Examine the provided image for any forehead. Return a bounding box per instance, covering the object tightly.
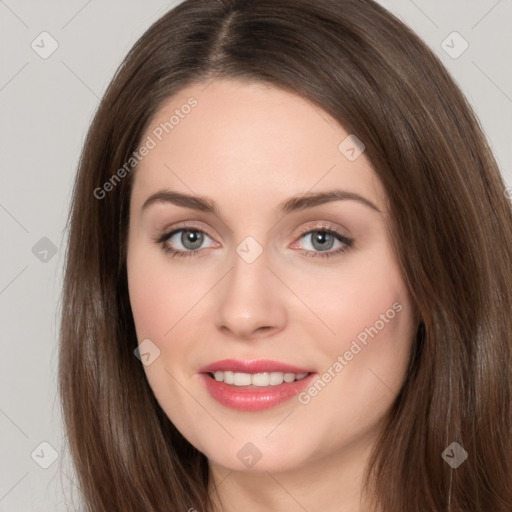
[130,79,385,213]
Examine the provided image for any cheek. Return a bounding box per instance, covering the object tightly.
[127,244,206,437]
[292,244,416,399]
[127,262,170,340]
[127,243,206,340]
[289,243,410,347]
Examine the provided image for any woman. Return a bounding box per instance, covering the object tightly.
[59,0,512,510]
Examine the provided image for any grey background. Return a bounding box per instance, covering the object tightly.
[0,1,511,510]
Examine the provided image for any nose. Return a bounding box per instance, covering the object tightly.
[214,248,287,340]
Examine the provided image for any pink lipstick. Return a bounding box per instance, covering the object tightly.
[199,359,316,412]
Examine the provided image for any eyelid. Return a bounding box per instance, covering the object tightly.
[155,220,353,258]
[155,221,348,242]
[291,222,351,243]
[155,221,217,243]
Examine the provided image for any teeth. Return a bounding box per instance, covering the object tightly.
[212,371,309,386]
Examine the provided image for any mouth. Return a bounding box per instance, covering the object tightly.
[205,370,310,387]
[198,359,316,411]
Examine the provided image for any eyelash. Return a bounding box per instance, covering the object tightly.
[155,224,353,260]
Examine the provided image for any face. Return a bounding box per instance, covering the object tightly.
[126,79,417,476]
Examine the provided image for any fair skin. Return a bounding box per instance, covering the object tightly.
[127,79,418,512]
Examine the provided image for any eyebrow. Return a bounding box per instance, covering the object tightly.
[141,189,382,215]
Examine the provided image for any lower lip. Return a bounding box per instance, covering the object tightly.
[200,373,316,412]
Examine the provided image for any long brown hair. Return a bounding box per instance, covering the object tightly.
[59,0,512,510]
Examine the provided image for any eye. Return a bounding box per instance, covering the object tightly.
[156,226,217,258]
[155,223,353,260]
[292,225,353,259]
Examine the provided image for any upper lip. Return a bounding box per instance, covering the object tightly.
[199,359,313,374]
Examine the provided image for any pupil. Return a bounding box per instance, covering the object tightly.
[312,231,334,251]
[182,230,203,250]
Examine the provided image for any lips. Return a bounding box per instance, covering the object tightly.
[198,359,313,374]
[198,359,317,412]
